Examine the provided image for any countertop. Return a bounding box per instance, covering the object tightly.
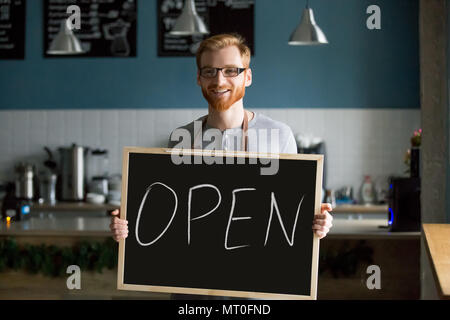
[331,204,387,213]
[30,201,120,211]
[0,217,111,237]
[326,218,419,239]
[423,224,450,299]
[3,201,386,213]
[0,216,420,239]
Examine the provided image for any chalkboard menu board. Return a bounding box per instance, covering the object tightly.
[0,0,26,60]
[118,148,322,299]
[44,0,137,57]
[158,0,254,57]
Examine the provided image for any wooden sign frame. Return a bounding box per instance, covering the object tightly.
[117,147,323,300]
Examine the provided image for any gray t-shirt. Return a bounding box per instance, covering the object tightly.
[168,112,298,154]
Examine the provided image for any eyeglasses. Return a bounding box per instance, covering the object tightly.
[199,67,247,78]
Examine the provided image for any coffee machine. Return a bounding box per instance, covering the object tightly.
[2,162,38,221]
[387,177,421,231]
[1,182,31,221]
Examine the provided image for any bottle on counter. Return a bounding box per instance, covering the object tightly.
[360,175,376,205]
[324,189,336,208]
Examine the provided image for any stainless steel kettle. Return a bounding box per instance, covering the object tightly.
[58,144,89,201]
[14,163,36,200]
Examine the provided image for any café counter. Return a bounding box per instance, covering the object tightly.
[0,203,421,300]
[0,215,420,239]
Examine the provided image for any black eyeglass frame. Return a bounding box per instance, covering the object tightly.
[199,67,247,78]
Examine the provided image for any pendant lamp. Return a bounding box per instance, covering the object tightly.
[47,19,85,55]
[169,0,209,36]
[289,1,328,46]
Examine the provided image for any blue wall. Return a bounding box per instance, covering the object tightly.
[0,0,419,109]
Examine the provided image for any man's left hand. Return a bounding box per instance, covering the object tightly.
[312,203,334,239]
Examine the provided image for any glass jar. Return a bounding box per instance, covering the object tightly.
[88,149,109,196]
[89,149,109,179]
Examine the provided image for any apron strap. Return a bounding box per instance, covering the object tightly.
[193,110,249,152]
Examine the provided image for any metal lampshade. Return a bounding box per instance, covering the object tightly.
[47,19,85,55]
[289,7,328,46]
[169,0,209,36]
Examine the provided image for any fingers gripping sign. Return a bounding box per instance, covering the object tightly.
[110,209,129,242]
[312,203,333,239]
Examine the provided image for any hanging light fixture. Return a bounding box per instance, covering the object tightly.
[169,0,209,36]
[288,0,328,46]
[47,19,85,55]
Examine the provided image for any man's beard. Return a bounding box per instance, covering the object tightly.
[202,82,246,112]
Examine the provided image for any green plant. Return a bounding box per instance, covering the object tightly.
[404,129,422,174]
[411,128,422,147]
[0,237,118,277]
[319,240,374,278]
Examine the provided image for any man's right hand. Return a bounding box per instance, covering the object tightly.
[110,209,129,242]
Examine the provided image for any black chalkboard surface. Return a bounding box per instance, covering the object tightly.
[0,0,26,60]
[158,0,254,57]
[44,0,137,57]
[118,148,323,299]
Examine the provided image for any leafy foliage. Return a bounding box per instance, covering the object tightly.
[0,237,117,277]
[319,240,374,278]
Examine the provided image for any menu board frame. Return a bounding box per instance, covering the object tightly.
[0,0,26,60]
[43,0,138,58]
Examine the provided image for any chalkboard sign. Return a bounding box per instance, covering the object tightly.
[158,0,254,57]
[0,0,26,60]
[44,0,137,57]
[118,148,323,299]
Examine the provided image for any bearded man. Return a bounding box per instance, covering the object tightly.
[166,33,332,240]
[110,33,333,300]
[167,33,298,154]
[111,33,332,243]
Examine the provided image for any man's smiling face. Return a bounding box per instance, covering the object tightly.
[197,46,252,111]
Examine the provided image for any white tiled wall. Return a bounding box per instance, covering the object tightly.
[0,108,420,200]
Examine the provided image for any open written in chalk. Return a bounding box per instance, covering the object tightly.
[117,148,323,299]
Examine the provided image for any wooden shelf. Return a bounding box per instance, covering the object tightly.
[2,202,387,213]
[0,216,420,239]
[31,202,120,212]
[332,204,388,214]
[326,218,420,239]
[0,217,112,237]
